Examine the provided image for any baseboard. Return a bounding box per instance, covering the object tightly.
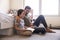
[49,26,60,29]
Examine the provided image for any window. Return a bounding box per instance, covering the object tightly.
[25,0,59,17]
[25,0,39,19]
[41,0,59,15]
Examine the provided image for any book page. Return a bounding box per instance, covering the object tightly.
[26,27,35,32]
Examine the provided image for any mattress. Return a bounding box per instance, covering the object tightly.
[0,13,14,29]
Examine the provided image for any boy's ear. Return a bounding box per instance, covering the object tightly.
[16,16,19,19]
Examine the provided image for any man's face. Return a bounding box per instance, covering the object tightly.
[26,9,31,13]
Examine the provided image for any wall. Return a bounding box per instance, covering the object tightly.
[10,0,24,10]
[45,16,60,27]
[0,0,10,13]
[0,0,24,13]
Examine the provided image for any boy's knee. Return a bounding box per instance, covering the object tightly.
[23,31,32,36]
[20,30,32,36]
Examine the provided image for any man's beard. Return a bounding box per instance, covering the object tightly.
[25,13,28,16]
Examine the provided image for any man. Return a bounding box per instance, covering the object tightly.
[23,6,55,33]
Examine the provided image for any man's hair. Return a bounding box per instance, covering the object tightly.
[25,6,31,10]
[17,9,24,16]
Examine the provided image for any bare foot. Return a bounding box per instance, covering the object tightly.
[46,28,56,33]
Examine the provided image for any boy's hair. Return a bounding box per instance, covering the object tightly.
[25,6,31,10]
[17,9,24,16]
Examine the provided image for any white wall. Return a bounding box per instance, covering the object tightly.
[10,0,24,10]
[0,0,10,13]
[0,0,24,12]
[45,16,60,27]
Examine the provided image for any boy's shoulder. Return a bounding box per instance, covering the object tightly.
[15,16,20,20]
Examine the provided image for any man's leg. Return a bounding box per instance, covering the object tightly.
[33,15,46,34]
[33,15,55,33]
[33,15,48,29]
[33,27,46,34]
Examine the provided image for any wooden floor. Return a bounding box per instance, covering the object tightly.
[0,29,60,40]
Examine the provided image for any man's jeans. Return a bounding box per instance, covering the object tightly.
[33,15,48,29]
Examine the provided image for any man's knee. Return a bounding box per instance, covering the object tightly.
[39,15,44,18]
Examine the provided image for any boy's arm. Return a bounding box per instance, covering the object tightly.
[14,16,26,31]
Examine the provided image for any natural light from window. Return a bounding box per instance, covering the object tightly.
[41,0,59,15]
[25,0,39,19]
[25,0,59,16]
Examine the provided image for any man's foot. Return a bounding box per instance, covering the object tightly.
[46,28,56,33]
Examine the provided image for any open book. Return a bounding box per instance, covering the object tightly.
[26,27,35,32]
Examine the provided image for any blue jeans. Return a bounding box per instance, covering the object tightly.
[33,15,48,29]
[33,15,47,34]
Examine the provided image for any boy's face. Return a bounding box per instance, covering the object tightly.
[19,10,26,18]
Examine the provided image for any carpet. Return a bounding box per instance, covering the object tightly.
[0,29,60,40]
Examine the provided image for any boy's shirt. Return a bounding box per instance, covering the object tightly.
[15,17,25,29]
